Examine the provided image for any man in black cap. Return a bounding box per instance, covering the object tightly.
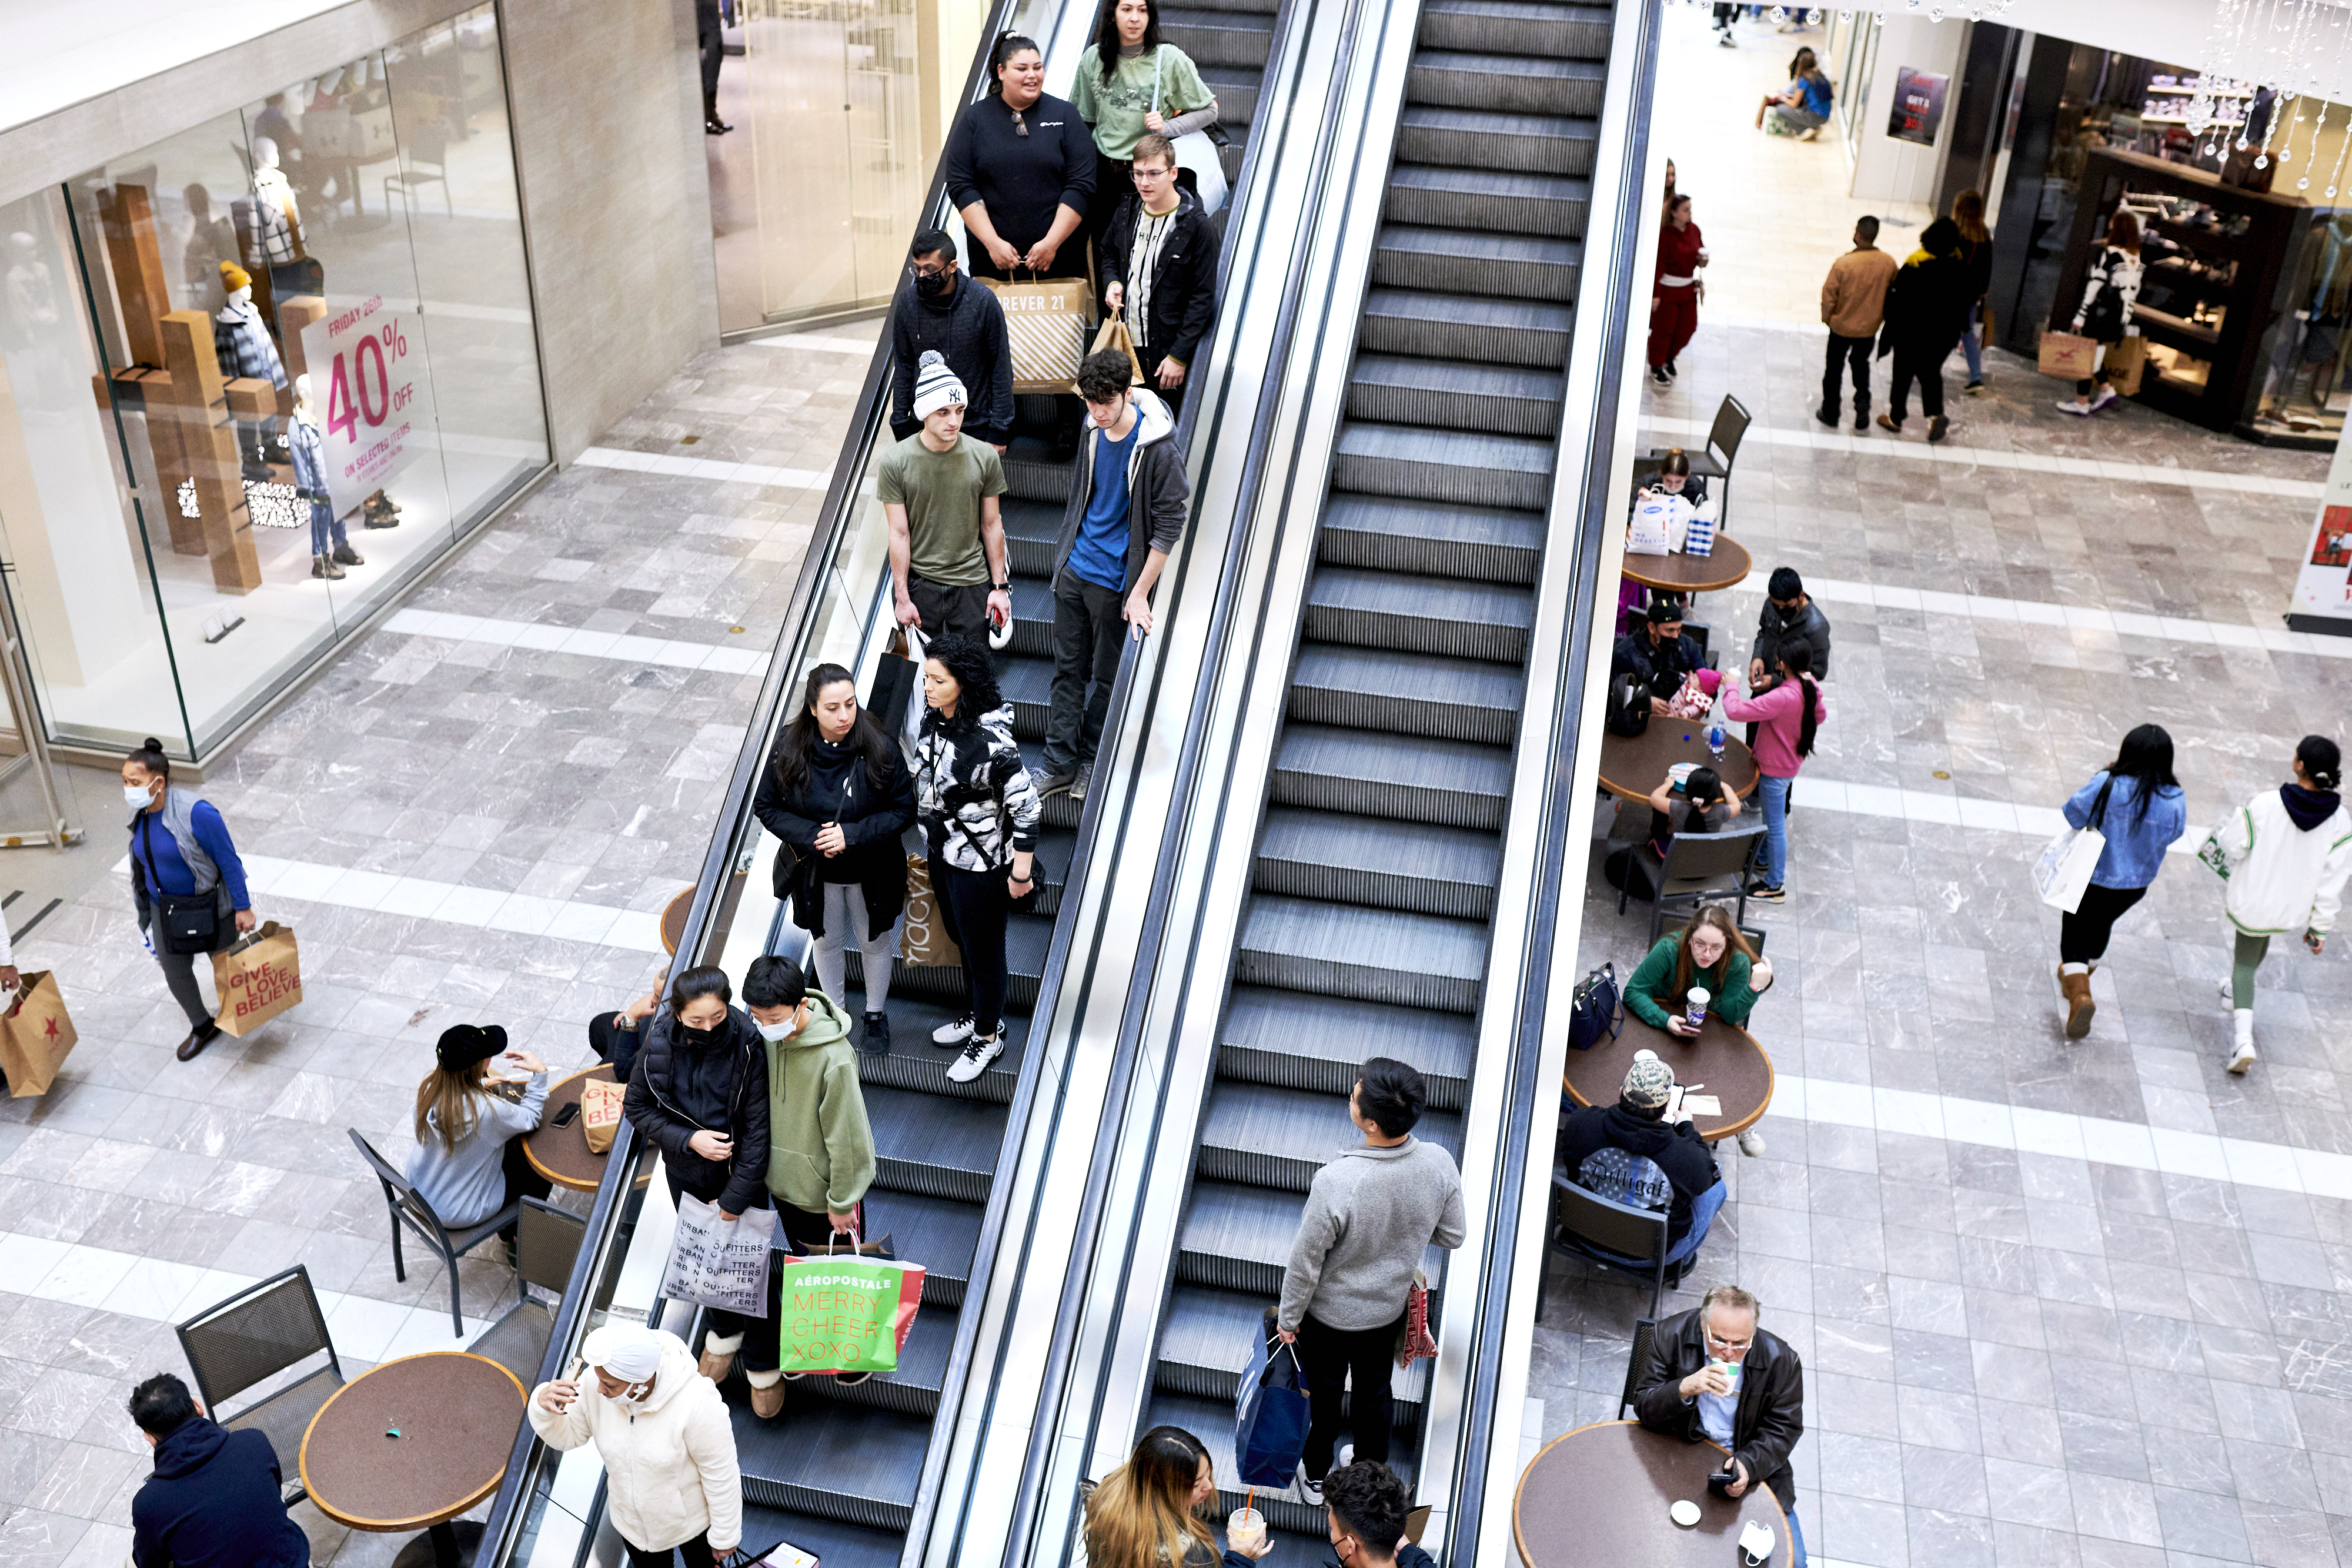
[403,1022,550,1236]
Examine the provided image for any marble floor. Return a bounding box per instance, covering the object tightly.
[1529,10,2352,1568]
[0,324,877,1568]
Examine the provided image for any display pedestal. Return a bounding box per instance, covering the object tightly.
[158,311,262,594]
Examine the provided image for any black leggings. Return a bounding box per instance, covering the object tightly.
[936,861,1013,1037]
[626,1531,710,1568]
[1295,1311,1405,1477]
[2060,882,2147,964]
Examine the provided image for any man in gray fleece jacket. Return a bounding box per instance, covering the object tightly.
[1277,1057,1466,1501]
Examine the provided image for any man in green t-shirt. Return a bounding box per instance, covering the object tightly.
[878,350,1011,638]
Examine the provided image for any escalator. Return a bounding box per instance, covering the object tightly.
[1131,0,1615,1556]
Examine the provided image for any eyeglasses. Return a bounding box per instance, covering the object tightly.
[1703,1329,1753,1357]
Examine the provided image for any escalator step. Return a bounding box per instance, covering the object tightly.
[1360,288,1573,368]
[1332,420,1553,511]
[1319,492,1544,584]
[1418,0,1615,58]
[843,988,1028,1105]
[1198,1080,1465,1191]
[1158,1283,1432,1417]
[855,1187,983,1307]
[728,1388,929,1530]
[1001,496,1065,578]
[1385,164,1590,239]
[1162,7,1277,67]
[1220,984,1476,1108]
[1304,564,1534,662]
[1236,894,1488,1013]
[1180,1179,1305,1294]
[1289,644,1523,746]
[1255,807,1501,922]
[1408,50,1608,117]
[1398,105,1599,177]
[863,1083,1005,1204]
[999,650,1055,743]
[1003,436,1074,504]
[1202,66,1264,127]
[1374,225,1582,304]
[1347,353,1563,437]
[1272,723,1513,832]
[737,1503,904,1568]
[870,907,1054,1013]
[1007,576,1056,658]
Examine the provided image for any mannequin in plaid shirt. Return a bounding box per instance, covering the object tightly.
[212,262,285,479]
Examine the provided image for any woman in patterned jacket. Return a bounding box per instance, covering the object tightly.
[914,633,1042,1081]
[2057,208,2146,417]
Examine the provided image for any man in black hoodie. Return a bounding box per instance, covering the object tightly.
[129,1373,309,1568]
[1556,1052,1722,1254]
[1873,215,1972,444]
[889,230,1015,450]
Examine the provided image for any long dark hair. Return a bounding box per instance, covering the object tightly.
[987,31,1040,95]
[1679,765,1725,834]
[1789,46,1819,81]
[772,662,898,800]
[923,633,1004,735]
[2103,723,2179,827]
[1094,0,1160,82]
[1779,643,1818,759]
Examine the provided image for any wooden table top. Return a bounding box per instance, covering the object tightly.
[1622,535,1751,594]
[660,887,693,955]
[1596,724,1759,803]
[524,1064,619,1193]
[1563,1009,1773,1142]
[1515,1420,1792,1568]
[300,1352,525,1532]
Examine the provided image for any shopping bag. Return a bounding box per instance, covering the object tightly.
[901,855,963,967]
[660,1195,777,1317]
[977,273,1093,393]
[2037,330,2098,379]
[210,922,302,1038]
[1234,1312,1312,1487]
[727,1540,818,1568]
[580,1076,625,1155]
[1626,493,1676,555]
[1682,507,1717,557]
[2103,335,2148,396]
[868,628,922,750]
[1395,1271,1437,1369]
[772,1247,926,1374]
[2034,775,2116,914]
[0,972,76,1098]
[1091,314,1146,385]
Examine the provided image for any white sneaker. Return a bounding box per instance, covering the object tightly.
[2056,398,2093,416]
[1737,1128,1767,1158]
[947,1031,1005,1083]
[1297,1460,1324,1505]
[931,1014,975,1047]
[2089,385,2120,412]
[2229,1038,2258,1074]
[1337,1443,1355,1472]
[2219,975,2235,1003]
[2230,1009,2256,1074]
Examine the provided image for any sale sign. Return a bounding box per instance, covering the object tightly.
[299,295,429,519]
[2287,419,2352,634]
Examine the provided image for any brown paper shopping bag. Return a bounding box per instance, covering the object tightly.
[0,972,76,1097]
[978,273,1094,393]
[900,855,963,968]
[210,922,303,1037]
[2102,335,2148,396]
[581,1076,626,1155]
[1091,314,1146,385]
[2037,330,2099,379]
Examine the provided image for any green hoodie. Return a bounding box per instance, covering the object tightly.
[763,992,877,1213]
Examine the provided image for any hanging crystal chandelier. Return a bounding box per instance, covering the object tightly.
[2186,0,2352,170]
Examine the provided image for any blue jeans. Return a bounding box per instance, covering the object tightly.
[1960,319,1983,382]
[308,498,347,556]
[1785,1503,1808,1568]
[1759,774,1792,886]
[1665,1179,1728,1265]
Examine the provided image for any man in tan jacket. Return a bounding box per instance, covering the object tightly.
[1817,216,1899,432]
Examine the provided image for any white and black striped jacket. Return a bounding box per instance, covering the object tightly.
[915,704,1042,873]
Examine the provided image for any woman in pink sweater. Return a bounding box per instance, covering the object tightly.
[1722,643,1825,901]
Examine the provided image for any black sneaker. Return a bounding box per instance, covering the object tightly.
[1035,769,1077,799]
[1068,766,1092,803]
[1665,359,1679,380]
[1747,882,1787,903]
[330,541,365,566]
[860,1011,891,1056]
[1852,409,1869,432]
[1815,406,1838,429]
[1928,414,1950,444]
[1650,366,1671,387]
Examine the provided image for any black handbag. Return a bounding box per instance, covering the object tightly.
[155,888,224,956]
[1605,671,1651,738]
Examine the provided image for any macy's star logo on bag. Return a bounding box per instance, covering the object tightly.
[42,1017,57,1038]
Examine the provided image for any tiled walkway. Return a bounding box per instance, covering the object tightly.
[1535,10,2352,1568]
[0,325,874,1568]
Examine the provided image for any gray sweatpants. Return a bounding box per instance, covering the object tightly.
[157,933,232,1028]
[806,883,901,1011]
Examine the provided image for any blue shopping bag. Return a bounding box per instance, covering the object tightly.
[1234,1315,1312,1487]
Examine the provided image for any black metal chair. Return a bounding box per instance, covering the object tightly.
[1645,394,1752,529]
[348,1128,520,1338]
[1646,823,1768,947]
[469,1198,592,1382]
[384,122,452,217]
[1618,1318,1658,1419]
[1540,1169,1681,1322]
[176,1265,343,1502]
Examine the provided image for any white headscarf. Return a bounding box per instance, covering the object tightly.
[581,1322,663,1383]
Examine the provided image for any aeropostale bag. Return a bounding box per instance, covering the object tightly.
[773,1249,925,1375]
[0,972,76,1098]
[209,922,302,1037]
[979,272,1093,393]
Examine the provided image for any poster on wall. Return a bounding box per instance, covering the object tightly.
[1886,66,1949,146]
[298,296,427,519]
[2288,423,2352,634]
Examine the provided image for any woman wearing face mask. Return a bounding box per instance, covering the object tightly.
[123,737,256,1062]
[621,967,773,1396]
[943,32,1097,280]
[754,664,916,1055]
[530,1322,741,1567]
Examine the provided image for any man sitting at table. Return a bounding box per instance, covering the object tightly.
[1611,599,1705,716]
[1558,1054,1723,1261]
[1633,1284,1809,1568]
[128,1373,310,1568]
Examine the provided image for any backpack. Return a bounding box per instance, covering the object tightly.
[1568,962,1620,1052]
[1605,671,1651,738]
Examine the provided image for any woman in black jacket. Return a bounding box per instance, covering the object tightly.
[943,32,1096,280]
[1874,216,1972,444]
[621,965,773,1386]
[754,663,916,1054]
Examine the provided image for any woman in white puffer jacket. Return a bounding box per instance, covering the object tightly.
[2201,735,2352,1076]
[530,1322,741,1566]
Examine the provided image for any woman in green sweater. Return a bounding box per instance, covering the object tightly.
[1624,907,1776,1155]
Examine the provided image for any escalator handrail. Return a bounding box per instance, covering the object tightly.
[1436,0,1666,1559]
[992,0,1384,1553]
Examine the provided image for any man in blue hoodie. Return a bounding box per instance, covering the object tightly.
[129,1373,309,1568]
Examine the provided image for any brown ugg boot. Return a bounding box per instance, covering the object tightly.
[2059,966,2094,1039]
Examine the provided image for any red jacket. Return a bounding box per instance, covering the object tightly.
[1655,222,1706,288]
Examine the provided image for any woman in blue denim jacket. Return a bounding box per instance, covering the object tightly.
[2057,724,2187,1037]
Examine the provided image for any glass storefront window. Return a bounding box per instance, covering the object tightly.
[0,3,547,760]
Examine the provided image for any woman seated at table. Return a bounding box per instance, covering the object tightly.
[1605,764,1743,901]
[1626,905,1774,1037]
[404,1024,552,1236]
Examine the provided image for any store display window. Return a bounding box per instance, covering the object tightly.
[2254,208,2352,438]
[0,3,547,760]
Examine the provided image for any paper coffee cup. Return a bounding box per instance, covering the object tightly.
[1686,987,1710,1027]
[1229,1509,1266,1550]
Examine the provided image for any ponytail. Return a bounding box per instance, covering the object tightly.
[1780,645,1819,760]
[2298,734,2343,793]
[1681,765,1723,834]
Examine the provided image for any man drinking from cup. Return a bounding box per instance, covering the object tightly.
[1632,1284,1809,1568]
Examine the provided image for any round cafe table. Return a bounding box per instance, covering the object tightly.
[300,1351,526,1568]
[1621,534,1751,595]
[1515,1420,1792,1568]
[1562,1009,1773,1143]
[1596,723,1758,803]
[524,1063,632,1193]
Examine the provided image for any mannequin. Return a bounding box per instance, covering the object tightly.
[212,262,286,480]
[288,373,363,580]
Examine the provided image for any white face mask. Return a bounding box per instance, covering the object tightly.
[124,782,154,809]
[754,1012,800,1042]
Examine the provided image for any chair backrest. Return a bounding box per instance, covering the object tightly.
[1553,1171,1668,1263]
[517,1197,587,1295]
[177,1265,338,1413]
[1657,823,1766,883]
[1707,396,1752,470]
[347,1126,452,1238]
[1618,1318,1658,1418]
